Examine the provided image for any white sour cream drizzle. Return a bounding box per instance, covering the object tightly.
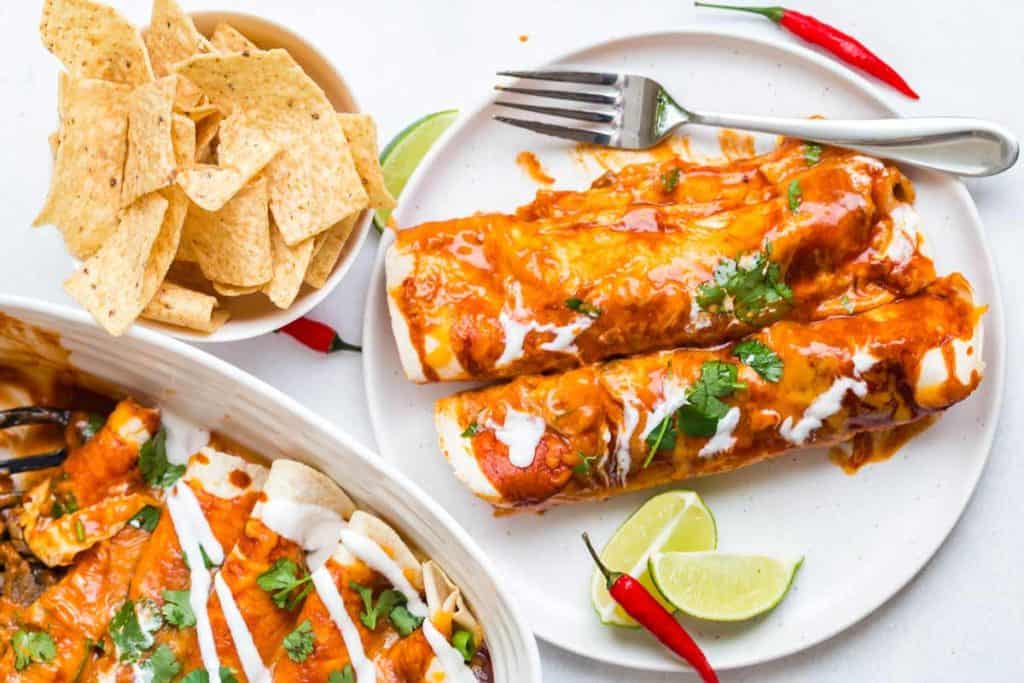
[851,349,879,377]
[496,284,594,367]
[491,408,547,468]
[213,573,270,683]
[699,406,741,458]
[639,379,690,441]
[422,621,479,683]
[160,411,211,465]
[779,377,867,445]
[311,565,376,683]
[613,395,641,486]
[257,498,345,571]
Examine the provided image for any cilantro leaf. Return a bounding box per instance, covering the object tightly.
[696,249,793,325]
[787,179,802,212]
[660,167,681,193]
[220,667,240,683]
[129,505,161,532]
[199,545,217,570]
[180,671,209,683]
[642,413,678,468]
[50,491,79,518]
[350,582,406,630]
[161,589,196,628]
[733,340,783,382]
[460,421,481,438]
[803,142,822,166]
[109,600,159,663]
[571,452,595,477]
[565,297,602,319]
[138,645,180,683]
[11,629,56,671]
[139,429,185,488]
[283,619,315,663]
[677,405,719,437]
[389,604,425,637]
[452,628,477,663]
[257,558,313,610]
[329,665,355,683]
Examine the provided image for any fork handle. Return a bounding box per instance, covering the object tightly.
[687,111,1019,177]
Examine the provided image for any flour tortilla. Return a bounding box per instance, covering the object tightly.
[423,560,483,641]
[64,193,169,335]
[40,0,153,86]
[122,76,178,207]
[34,73,131,259]
[348,510,423,591]
[259,459,355,521]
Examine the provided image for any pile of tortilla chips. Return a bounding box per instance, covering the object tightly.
[35,0,394,335]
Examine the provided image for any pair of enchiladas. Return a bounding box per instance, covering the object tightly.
[385,140,985,511]
[0,397,490,681]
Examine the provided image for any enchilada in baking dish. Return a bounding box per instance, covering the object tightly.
[435,275,984,511]
[386,142,935,383]
[0,397,490,681]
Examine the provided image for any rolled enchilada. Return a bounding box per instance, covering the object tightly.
[387,144,936,382]
[435,275,984,511]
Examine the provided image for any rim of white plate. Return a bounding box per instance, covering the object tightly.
[362,25,1007,672]
[0,293,542,682]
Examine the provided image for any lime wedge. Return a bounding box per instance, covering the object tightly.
[374,109,459,232]
[649,551,803,622]
[590,491,716,627]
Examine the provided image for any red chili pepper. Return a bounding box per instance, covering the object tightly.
[695,3,919,99]
[278,317,361,354]
[582,533,719,682]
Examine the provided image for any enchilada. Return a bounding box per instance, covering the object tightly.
[387,143,935,382]
[435,275,984,511]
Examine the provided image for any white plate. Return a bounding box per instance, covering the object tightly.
[0,295,542,683]
[362,29,1005,672]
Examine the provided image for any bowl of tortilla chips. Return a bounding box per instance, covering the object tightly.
[35,0,395,341]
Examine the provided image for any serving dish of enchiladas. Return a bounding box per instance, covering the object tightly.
[0,299,541,682]
[363,30,1004,671]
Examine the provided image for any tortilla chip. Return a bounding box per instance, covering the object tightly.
[141,186,188,306]
[213,281,259,297]
[194,111,221,162]
[122,76,178,207]
[209,22,259,53]
[176,233,197,262]
[39,0,153,86]
[171,113,196,168]
[181,102,220,122]
[184,174,272,286]
[48,131,60,160]
[142,281,228,333]
[175,49,368,241]
[143,0,213,76]
[337,113,395,210]
[35,74,131,259]
[64,193,169,335]
[304,213,358,288]
[263,222,314,309]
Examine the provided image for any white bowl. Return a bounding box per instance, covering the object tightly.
[0,294,542,683]
[140,12,374,343]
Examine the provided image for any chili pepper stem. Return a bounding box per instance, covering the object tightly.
[582,533,622,588]
[694,2,784,22]
[329,336,362,353]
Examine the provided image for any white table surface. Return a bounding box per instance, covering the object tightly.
[2,1,1021,680]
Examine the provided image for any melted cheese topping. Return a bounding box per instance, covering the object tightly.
[779,378,868,445]
[492,408,546,468]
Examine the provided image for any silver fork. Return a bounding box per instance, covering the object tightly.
[494,70,1018,177]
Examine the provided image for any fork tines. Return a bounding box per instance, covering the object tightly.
[494,70,621,145]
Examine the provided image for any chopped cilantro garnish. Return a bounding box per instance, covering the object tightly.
[660,167,681,193]
[74,519,86,542]
[572,452,595,476]
[129,505,161,532]
[803,142,822,166]
[452,628,477,663]
[695,249,793,325]
[199,545,217,570]
[460,421,481,438]
[840,293,855,314]
[787,179,802,212]
[329,665,355,683]
[257,558,313,610]
[389,604,425,637]
[643,413,678,467]
[50,491,79,518]
[138,645,180,683]
[283,619,315,663]
[733,339,783,382]
[350,581,405,630]
[565,297,602,319]
[220,667,240,683]
[11,629,56,671]
[139,429,185,488]
[161,589,196,628]
[109,600,159,663]
[180,668,236,683]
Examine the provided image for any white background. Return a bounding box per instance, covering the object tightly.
[1,1,1021,680]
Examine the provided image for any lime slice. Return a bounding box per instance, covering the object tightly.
[374,109,459,231]
[649,551,803,622]
[590,491,716,627]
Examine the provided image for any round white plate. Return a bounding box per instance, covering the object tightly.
[362,28,1004,672]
